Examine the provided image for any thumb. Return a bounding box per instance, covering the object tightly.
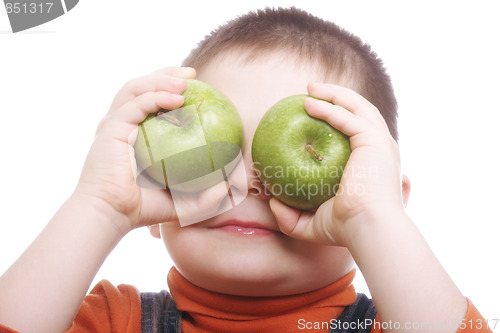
[270,198,339,245]
[139,189,178,227]
[269,198,301,234]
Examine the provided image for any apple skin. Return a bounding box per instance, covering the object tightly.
[134,79,244,192]
[252,95,351,210]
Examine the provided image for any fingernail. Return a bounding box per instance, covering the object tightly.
[181,67,196,77]
[172,76,185,85]
[174,94,184,104]
[304,96,320,105]
[170,77,187,93]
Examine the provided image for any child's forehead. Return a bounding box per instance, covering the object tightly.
[201,47,359,92]
[199,48,348,84]
[204,48,315,70]
[198,51,317,97]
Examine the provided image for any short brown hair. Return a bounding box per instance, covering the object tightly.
[183,7,399,141]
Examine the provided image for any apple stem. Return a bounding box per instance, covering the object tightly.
[158,112,183,127]
[196,97,205,112]
[306,144,323,161]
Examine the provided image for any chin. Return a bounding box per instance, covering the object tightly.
[172,245,355,297]
[171,247,293,296]
[162,219,355,296]
[180,263,300,296]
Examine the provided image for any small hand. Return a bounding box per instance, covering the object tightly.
[270,82,408,246]
[75,67,196,233]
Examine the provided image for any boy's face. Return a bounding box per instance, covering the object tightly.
[157,50,355,296]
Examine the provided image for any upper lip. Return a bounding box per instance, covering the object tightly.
[209,219,281,232]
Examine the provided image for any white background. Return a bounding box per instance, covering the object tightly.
[1,0,499,328]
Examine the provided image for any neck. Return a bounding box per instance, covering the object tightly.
[167,267,357,333]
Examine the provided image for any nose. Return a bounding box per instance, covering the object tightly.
[242,148,272,201]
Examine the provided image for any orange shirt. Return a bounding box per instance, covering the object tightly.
[0,268,493,333]
[168,268,356,333]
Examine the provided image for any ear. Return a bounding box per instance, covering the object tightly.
[401,173,411,208]
[149,224,161,239]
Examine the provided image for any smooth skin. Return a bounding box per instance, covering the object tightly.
[0,51,466,333]
[0,67,196,333]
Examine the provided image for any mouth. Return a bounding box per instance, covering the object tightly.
[208,219,282,236]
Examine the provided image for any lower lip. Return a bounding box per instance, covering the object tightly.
[212,225,278,236]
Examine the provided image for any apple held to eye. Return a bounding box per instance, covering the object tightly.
[134,81,350,210]
[252,95,351,210]
[134,79,244,192]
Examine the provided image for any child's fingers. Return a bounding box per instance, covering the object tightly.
[270,198,338,245]
[152,66,196,79]
[269,198,302,234]
[307,82,389,133]
[109,73,184,112]
[304,97,370,137]
[98,90,184,142]
[119,90,184,125]
[109,67,195,111]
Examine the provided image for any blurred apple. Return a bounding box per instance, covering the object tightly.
[134,79,244,192]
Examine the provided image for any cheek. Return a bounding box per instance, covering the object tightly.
[160,225,212,275]
[160,224,202,256]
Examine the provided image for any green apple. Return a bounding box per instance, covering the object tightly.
[252,95,351,210]
[134,79,244,192]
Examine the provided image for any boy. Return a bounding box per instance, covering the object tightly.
[0,7,491,333]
